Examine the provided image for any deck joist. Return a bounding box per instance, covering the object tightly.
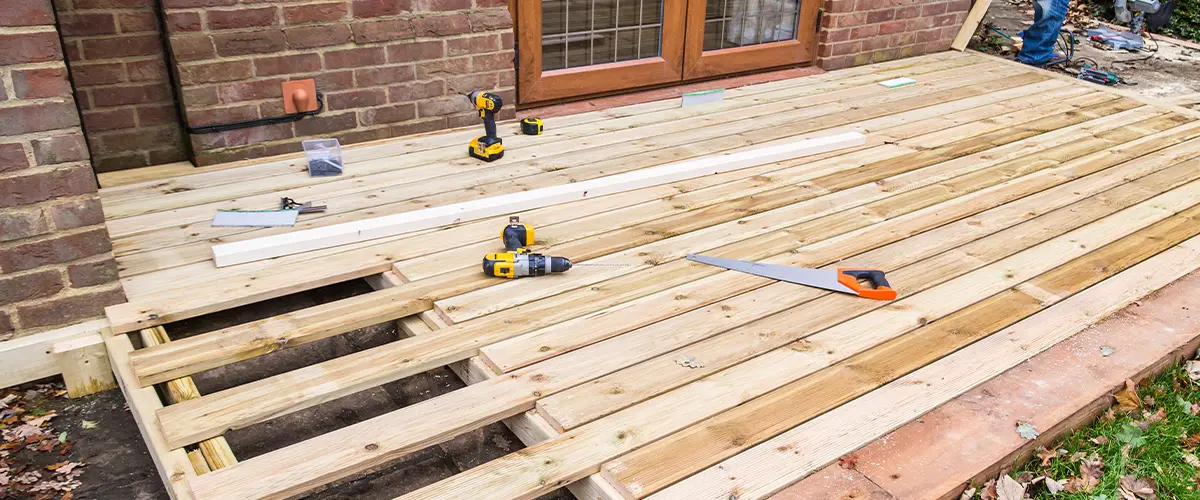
[97,51,1200,500]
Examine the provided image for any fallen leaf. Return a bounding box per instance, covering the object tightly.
[1116,379,1142,412]
[1101,346,1115,356]
[79,421,96,430]
[1081,455,1105,481]
[1016,421,1040,440]
[1185,360,1200,381]
[1134,407,1167,430]
[960,487,977,500]
[837,452,858,469]
[1102,407,1118,422]
[1116,423,1147,449]
[1037,446,1058,466]
[1092,435,1110,445]
[1183,432,1200,449]
[995,475,1026,500]
[980,478,998,500]
[1184,453,1200,468]
[1118,475,1157,500]
[44,462,67,471]
[57,432,66,443]
[1044,476,1065,494]
[1070,451,1087,463]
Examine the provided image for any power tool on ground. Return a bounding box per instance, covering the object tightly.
[467,90,504,162]
[483,249,573,279]
[502,216,534,251]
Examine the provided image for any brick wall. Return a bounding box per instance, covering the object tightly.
[817,0,971,70]
[52,0,189,172]
[160,0,516,166]
[0,1,125,340]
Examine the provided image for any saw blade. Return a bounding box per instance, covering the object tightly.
[686,254,857,295]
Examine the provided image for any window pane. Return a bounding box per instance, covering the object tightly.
[702,0,802,51]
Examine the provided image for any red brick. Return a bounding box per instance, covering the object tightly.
[0,312,10,336]
[0,102,81,137]
[12,68,72,99]
[443,72,495,93]
[313,70,354,90]
[183,86,219,107]
[831,12,867,27]
[71,63,125,86]
[76,0,154,6]
[353,0,411,18]
[848,25,877,39]
[127,59,168,81]
[861,35,890,51]
[0,270,63,306]
[0,208,49,243]
[416,95,469,117]
[324,46,385,69]
[934,13,959,26]
[850,0,877,10]
[83,108,135,134]
[95,127,179,155]
[500,31,513,49]
[444,110,480,128]
[498,69,513,86]
[387,40,444,63]
[414,0,471,11]
[468,9,510,31]
[150,148,188,164]
[866,8,895,23]
[284,2,348,24]
[209,7,279,30]
[0,225,110,273]
[391,116,444,136]
[328,88,388,110]
[15,287,127,330]
[352,18,415,42]
[93,83,170,107]
[255,53,323,76]
[879,20,907,35]
[119,11,158,33]
[169,34,215,61]
[905,15,936,31]
[415,56,468,79]
[190,121,291,149]
[193,145,266,166]
[137,104,177,126]
[948,0,972,11]
[922,1,950,16]
[59,13,117,36]
[472,51,512,71]
[284,24,352,48]
[92,154,148,172]
[67,258,120,288]
[0,1,55,27]
[476,0,507,7]
[186,104,259,127]
[446,34,498,56]
[294,111,357,135]
[50,196,105,231]
[354,65,415,86]
[178,60,254,84]
[413,13,470,36]
[359,102,416,125]
[916,28,941,43]
[161,0,235,6]
[0,32,63,65]
[218,78,283,103]
[31,134,90,166]
[81,34,161,59]
[0,143,29,173]
[336,127,391,146]
[828,40,862,56]
[389,80,444,102]
[213,30,287,56]
[167,12,203,32]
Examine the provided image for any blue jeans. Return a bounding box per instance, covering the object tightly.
[1017,0,1071,64]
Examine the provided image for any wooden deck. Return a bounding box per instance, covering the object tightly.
[97,51,1200,500]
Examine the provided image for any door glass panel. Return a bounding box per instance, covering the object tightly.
[703,0,800,51]
[542,0,664,70]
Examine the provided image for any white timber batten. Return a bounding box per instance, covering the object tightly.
[210,132,868,267]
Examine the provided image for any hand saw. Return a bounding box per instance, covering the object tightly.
[686,254,897,300]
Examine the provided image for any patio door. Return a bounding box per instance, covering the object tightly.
[516,0,819,104]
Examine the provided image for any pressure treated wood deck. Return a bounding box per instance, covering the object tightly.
[97,51,1200,500]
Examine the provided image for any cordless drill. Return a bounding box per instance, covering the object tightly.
[483,249,573,279]
[467,90,504,162]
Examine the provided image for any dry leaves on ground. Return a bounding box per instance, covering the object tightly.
[1036,446,1058,466]
[0,383,83,500]
[1118,475,1158,500]
[1117,379,1143,413]
[1016,421,1040,440]
[837,452,858,470]
[995,475,1027,500]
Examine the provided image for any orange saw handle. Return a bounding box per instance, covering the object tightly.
[837,269,898,301]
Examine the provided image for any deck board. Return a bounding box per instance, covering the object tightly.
[97,51,1200,500]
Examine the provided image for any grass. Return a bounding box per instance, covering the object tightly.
[1010,362,1200,499]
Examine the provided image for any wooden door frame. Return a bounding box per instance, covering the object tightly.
[516,0,688,104]
[680,0,821,79]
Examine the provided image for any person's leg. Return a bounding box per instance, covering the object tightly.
[1017,0,1071,64]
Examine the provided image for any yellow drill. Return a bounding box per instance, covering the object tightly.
[467,90,504,162]
[483,248,573,279]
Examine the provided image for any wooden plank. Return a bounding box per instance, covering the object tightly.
[0,319,109,389]
[389,180,1200,500]
[211,132,866,267]
[137,327,238,472]
[148,110,1165,447]
[105,68,1048,330]
[97,162,197,189]
[652,235,1200,499]
[951,0,993,50]
[52,336,116,398]
[605,198,1200,497]
[178,135,1200,500]
[105,333,197,499]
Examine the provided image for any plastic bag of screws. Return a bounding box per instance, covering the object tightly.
[302,138,343,177]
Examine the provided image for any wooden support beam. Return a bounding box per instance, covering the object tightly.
[211,133,867,267]
[951,0,993,51]
[51,335,116,398]
[0,319,112,395]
